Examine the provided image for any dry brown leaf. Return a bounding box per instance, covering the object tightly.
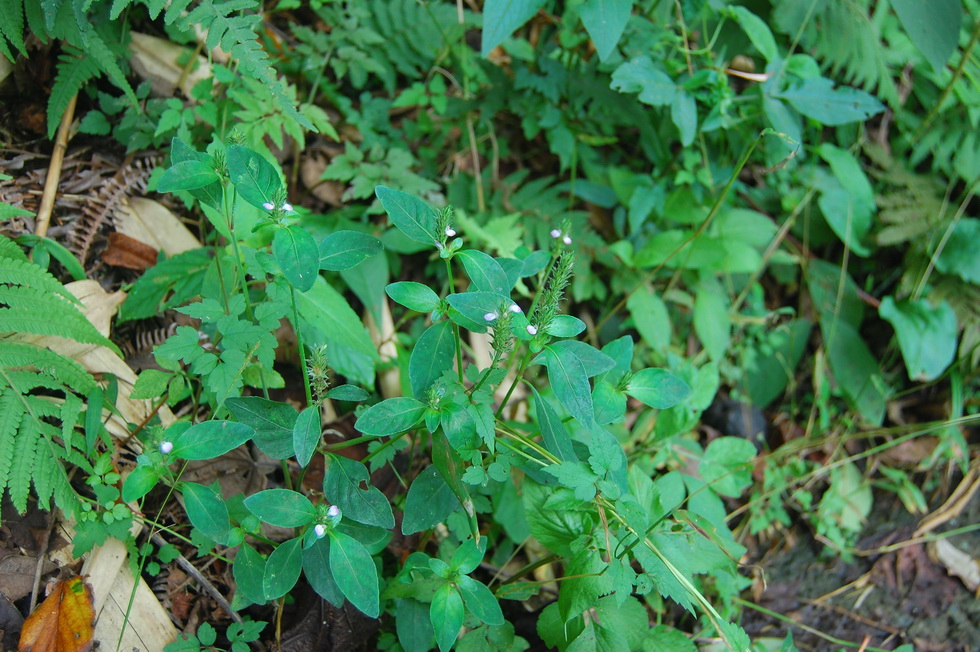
[932,539,980,592]
[103,232,158,270]
[18,576,95,652]
[0,555,56,602]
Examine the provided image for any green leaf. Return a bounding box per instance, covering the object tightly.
[611,56,676,106]
[329,530,380,618]
[396,599,434,652]
[742,319,813,408]
[402,465,461,535]
[892,0,961,73]
[935,218,980,283]
[121,465,160,503]
[627,287,671,352]
[182,482,231,544]
[375,186,438,245]
[293,406,321,468]
[355,397,426,436]
[224,397,297,459]
[529,385,578,463]
[593,380,627,425]
[263,537,303,600]
[227,145,282,210]
[879,297,957,382]
[118,248,211,322]
[244,489,316,527]
[671,89,697,147]
[234,543,267,604]
[535,345,596,428]
[446,291,510,333]
[779,77,885,126]
[726,6,778,61]
[578,0,632,61]
[386,281,441,312]
[625,368,691,409]
[297,277,380,362]
[325,385,370,402]
[430,583,464,652]
[303,537,344,607]
[816,144,874,257]
[410,320,456,399]
[523,481,586,557]
[171,420,254,461]
[157,160,219,193]
[323,455,395,528]
[546,315,586,338]
[481,0,548,57]
[319,231,383,271]
[273,226,319,292]
[547,340,615,377]
[457,250,510,294]
[693,280,729,361]
[458,576,504,626]
[699,437,756,497]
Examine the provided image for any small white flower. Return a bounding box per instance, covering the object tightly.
[484,311,498,322]
[508,304,521,314]
[562,235,572,245]
[327,505,341,518]
[282,202,293,212]
[550,228,562,238]
[526,324,538,336]
[262,202,275,211]
[445,226,456,237]
[314,523,327,538]
[160,441,173,455]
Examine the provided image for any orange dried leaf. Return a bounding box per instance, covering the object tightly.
[18,576,95,652]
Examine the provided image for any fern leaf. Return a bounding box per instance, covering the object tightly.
[0,342,99,393]
[85,28,138,105]
[0,388,24,521]
[0,288,116,350]
[0,236,28,262]
[47,47,101,138]
[0,255,81,303]
[8,414,41,513]
[0,0,27,59]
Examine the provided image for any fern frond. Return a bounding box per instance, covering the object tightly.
[0,389,24,521]
[0,339,95,394]
[0,255,81,303]
[9,410,42,513]
[85,28,138,105]
[0,288,116,350]
[47,46,101,138]
[0,0,27,60]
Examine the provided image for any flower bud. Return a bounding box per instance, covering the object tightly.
[262,202,274,211]
[527,324,538,335]
[160,441,173,454]
[327,505,341,518]
[314,523,327,538]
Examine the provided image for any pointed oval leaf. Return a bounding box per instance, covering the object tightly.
[303,537,344,607]
[429,583,464,652]
[402,465,461,535]
[293,406,322,468]
[224,397,297,459]
[446,291,509,333]
[457,575,504,626]
[329,531,380,618]
[319,230,384,271]
[579,0,632,61]
[375,186,438,245]
[182,482,231,544]
[386,281,441,312]
[410,320,456,399]
[263,537,304,600]
[157,159,220,193]
[325,384,370,402]
[244,489,316,527]
[534,345,596,428]
[171,420,254,461]
[457,250,510,294]
[227,145,282,209]
[273,225,319,292]
[355,397,426,436]
[234,543,268,605]
[323,455,394,528]
[625,368,692,409]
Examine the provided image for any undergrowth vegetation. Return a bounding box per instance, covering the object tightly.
[0,1,978,651]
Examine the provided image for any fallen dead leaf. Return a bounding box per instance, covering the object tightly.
[129,31,211,98]
[18,576,95,652]
[103,232,158,270]
[113,197,202,256]
[931,538,980,592]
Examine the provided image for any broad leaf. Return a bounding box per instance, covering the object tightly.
[625,368,691,410]
[182,482,231,544]
[224,397,297,459]
[233,544,267,604]
[329,531,380,618]
[376,186,438,245]
[157,160,219,193]
[227,145,282,210]
[699,437,756,497]
[457,250,510,294]
[170,420,254,460]
[535,345,596,428]
[319,230,383,271]
[892,0,961,73]
[273,225,319,292]
[293,406,321,468]
[481,0,548,57]
[430,583,464,652]
[303,537,344,607]
[410,320,456,398]
[529,385,578,463]
[355,397,426,436]
[386,281,441,312]
[579,0,632,61]
[263,537,303,600]
[879,297,957,382]
[402,465,461,534]
[244,489,316,527]
[779,77,885,126]
[323,455,395,528]
[611,56,676,106]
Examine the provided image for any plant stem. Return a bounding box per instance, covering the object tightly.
[445,258,464,382]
